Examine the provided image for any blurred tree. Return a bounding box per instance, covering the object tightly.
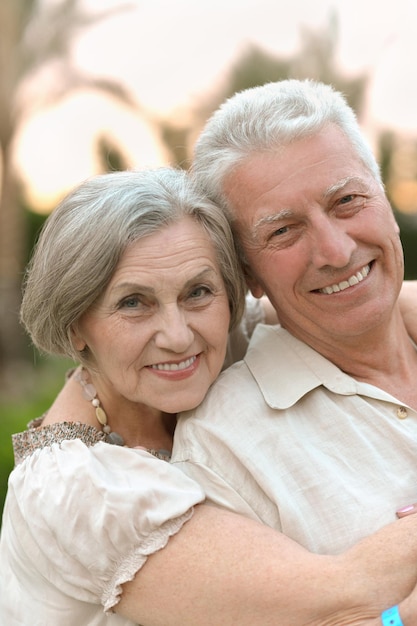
[195,12,368,136]
[0,0,137,388]
[0,0,35,383]
[379,131,417,279]
[396,210,417,279]
[96,135,130,173]
[160,123,189,168]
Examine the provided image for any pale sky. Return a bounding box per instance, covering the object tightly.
[73,0,417,127]
[14,0,417,210]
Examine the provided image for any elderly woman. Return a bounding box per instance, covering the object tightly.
[2,167,417,626]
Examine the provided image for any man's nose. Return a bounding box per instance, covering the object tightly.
[311,216,356,269]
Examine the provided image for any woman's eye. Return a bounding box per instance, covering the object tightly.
[119,296,141,309]
[189,285,212,299]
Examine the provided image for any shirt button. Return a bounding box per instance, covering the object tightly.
[397,406,408,419]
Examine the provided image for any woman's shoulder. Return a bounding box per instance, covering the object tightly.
[8,423,205,558]
[12,417,104,465]
[4,423,204,616]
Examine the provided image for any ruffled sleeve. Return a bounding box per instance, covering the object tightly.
[4,438,205,612]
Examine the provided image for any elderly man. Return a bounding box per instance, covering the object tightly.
[172,79,417,625]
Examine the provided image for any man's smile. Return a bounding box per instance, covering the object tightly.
[317,263,371,295]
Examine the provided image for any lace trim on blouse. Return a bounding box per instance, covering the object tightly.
[12,418,106,466]
[102,509,194,613]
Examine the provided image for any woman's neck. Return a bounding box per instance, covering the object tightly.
[44,366,176,451]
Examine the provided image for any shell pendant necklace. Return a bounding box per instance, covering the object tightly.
[74,368,171,460]
[74,368,125,446]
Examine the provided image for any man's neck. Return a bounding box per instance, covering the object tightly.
[289,316,417,410]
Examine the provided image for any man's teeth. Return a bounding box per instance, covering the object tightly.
[319,264,370,295]
[151,356,196,371]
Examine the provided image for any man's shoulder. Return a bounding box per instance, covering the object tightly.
[176,355,262,437]
[198,356,258,410]
[184,324,311,419]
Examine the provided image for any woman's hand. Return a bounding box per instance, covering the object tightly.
[397,503,417,519]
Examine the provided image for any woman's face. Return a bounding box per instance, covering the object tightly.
[72,217,231,415]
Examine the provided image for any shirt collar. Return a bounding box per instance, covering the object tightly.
[244,325,358,409]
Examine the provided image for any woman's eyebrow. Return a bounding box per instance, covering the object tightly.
[110,269,218,295]
[183,268,218,287]
[110,282,155,296]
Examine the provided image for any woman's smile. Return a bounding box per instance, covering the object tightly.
[148,354,198,372]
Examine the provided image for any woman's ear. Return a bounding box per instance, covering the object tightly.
[70,325,86,352]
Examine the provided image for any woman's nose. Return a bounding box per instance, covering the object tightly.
[153,306,194,352]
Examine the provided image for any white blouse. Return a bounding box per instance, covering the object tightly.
[0,295,264,625]
[0,425,204,625]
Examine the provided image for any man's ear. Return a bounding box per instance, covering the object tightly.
[243,264,264,299]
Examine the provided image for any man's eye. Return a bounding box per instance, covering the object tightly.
[335,194,365,215]
[271,225,290,238]
[339,194,355,205]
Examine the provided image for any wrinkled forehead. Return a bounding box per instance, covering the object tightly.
[222,140,383,246]
[226,128,374,196]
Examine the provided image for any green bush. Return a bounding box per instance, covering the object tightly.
[0,357,75,523]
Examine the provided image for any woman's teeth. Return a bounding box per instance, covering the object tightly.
[151,356,196,371]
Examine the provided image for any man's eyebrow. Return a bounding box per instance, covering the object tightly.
[252,209,293,239]
[250,177,370,239]
[323,176,368,199]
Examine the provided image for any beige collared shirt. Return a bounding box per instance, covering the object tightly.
[172,324,417,555]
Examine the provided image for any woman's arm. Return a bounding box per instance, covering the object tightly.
[116,504,417,626]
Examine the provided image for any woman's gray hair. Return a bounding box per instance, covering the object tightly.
[20,167,246,364]
[192,79,382,214]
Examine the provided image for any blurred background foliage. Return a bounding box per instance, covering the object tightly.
[1,0,417,520]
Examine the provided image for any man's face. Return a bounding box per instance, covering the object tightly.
[223,124,404,351]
